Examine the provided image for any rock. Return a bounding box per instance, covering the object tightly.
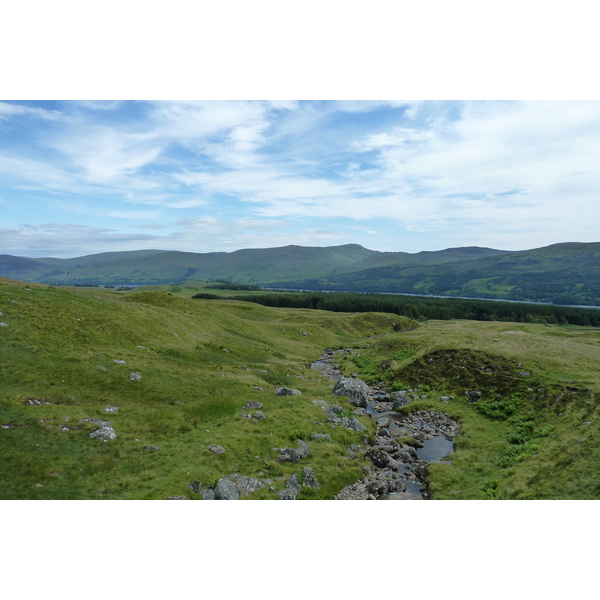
[286,473,302,492]
[243,401,264,410]
[312,399,329,408]
[518,371,530,378]
[275,441,311,463]
[466,391,482,401]
[296,440,312,458]
[143,445,161,451]
[333,377,369,407]
[208,444,226,454]
[353,407,367,416]
[89,426,117,441]
[129,372,142,381]
[200,489,216,500]
[214,478,240,500]
[376,416,390,427]
[275,387,301,396]
[187,481,202,493]
[225,474,265,496]
[365,448,395,468]
[253,411,266,420]
[103,406,119,413]
[302,467,320,489]
[390,391,411,408]
[311,433,332,442]
[97,366,107,371]
[279,488,297,500]
[347,418,367,432]
[112,359,126,364]
[0,322,8,327]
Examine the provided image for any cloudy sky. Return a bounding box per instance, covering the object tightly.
[1,99,599,258]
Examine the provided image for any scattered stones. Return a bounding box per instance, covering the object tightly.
[214,478,240,500]
[208,444,226,454]
[23,397,51,406]
[89,426,117,441]
[103,406,119,413]
[129,372,142,380]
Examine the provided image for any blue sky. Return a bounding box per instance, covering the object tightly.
[1,99,600,258]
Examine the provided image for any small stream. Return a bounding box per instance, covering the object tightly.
[312,349,458,500]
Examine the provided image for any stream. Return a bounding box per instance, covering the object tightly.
[312,349,459,500]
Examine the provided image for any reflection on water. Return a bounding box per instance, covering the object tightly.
[416,435,454,462]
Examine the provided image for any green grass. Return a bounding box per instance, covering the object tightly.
[0,279,378,499]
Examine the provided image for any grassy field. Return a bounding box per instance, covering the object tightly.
[335,319,600,499]
[3,277,600,499]
[1,278,412,500]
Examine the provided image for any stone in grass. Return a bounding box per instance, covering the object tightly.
[208,444,226,454]
[214,478,240,500]
[200,489,216,500]
[286,473,302,492]
[103,406,119,413]
[253,411,266,420]
[89,426,117,441]
[302,467,320,489]
[278,488,297,500]
[275,387,301,396]
[143,445,161,451]
[112,359,126,364]
[243,401,264,410]
[129,372,142,381]
[0,322,8,327]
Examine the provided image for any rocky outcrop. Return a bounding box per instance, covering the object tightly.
[333,377,370,407]
[89,426,117,441]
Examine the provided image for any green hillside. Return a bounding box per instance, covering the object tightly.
[2,276,600,499]
[281,242,600,305]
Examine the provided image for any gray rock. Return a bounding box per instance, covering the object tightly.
[103,406,119,413]
[225,474,265,496]
[214,478,240,500]
[129,372,142,381]
[253,411,266,420]
[313,399,329,408]
[0,322,8,327]
[187,481,202,493]
[112,359,126,364]
[365,448,395,468]
[333,377,369,407]
[143,445,161,451]
[390,391,411,408]
[518,371,530,378]
[200,489,216,500]
[278,488,297,500]
[89,426,117,441]
[97,366,107,371]
[302,467,320,489]
[347,418,367,432]
[207,444,226,454]
[275,387,301,396]
[286,473,302,492]
[243,401,264,410]
[311,433,332,442]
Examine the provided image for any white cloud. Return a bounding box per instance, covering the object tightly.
[0,101,61,121]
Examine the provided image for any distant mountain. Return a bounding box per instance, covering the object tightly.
[2,241,600,305]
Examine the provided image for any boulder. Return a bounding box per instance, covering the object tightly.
[129,372,142,381]
[333,377,369,407]
[302,467,320,489]
[214,478,240,500]
[253,411,266,420]
[208,444,226,454]
[286,473,302,492]
[225,474,265,496]
[200,489,216,500]
[89,426,117,441]
[278,488,297,500]
[391,391,411,408]
[243,401,264,410]
[275,387,301,396]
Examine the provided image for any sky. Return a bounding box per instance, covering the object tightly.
[2,99,600,258]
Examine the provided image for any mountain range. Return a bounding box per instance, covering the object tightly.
[2,241,600,305]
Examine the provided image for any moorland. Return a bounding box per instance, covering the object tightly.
[2,275,600,499]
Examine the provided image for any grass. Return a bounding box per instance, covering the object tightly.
[0,280,382,499]
[4,279,600,499]
[338,319,600,499]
